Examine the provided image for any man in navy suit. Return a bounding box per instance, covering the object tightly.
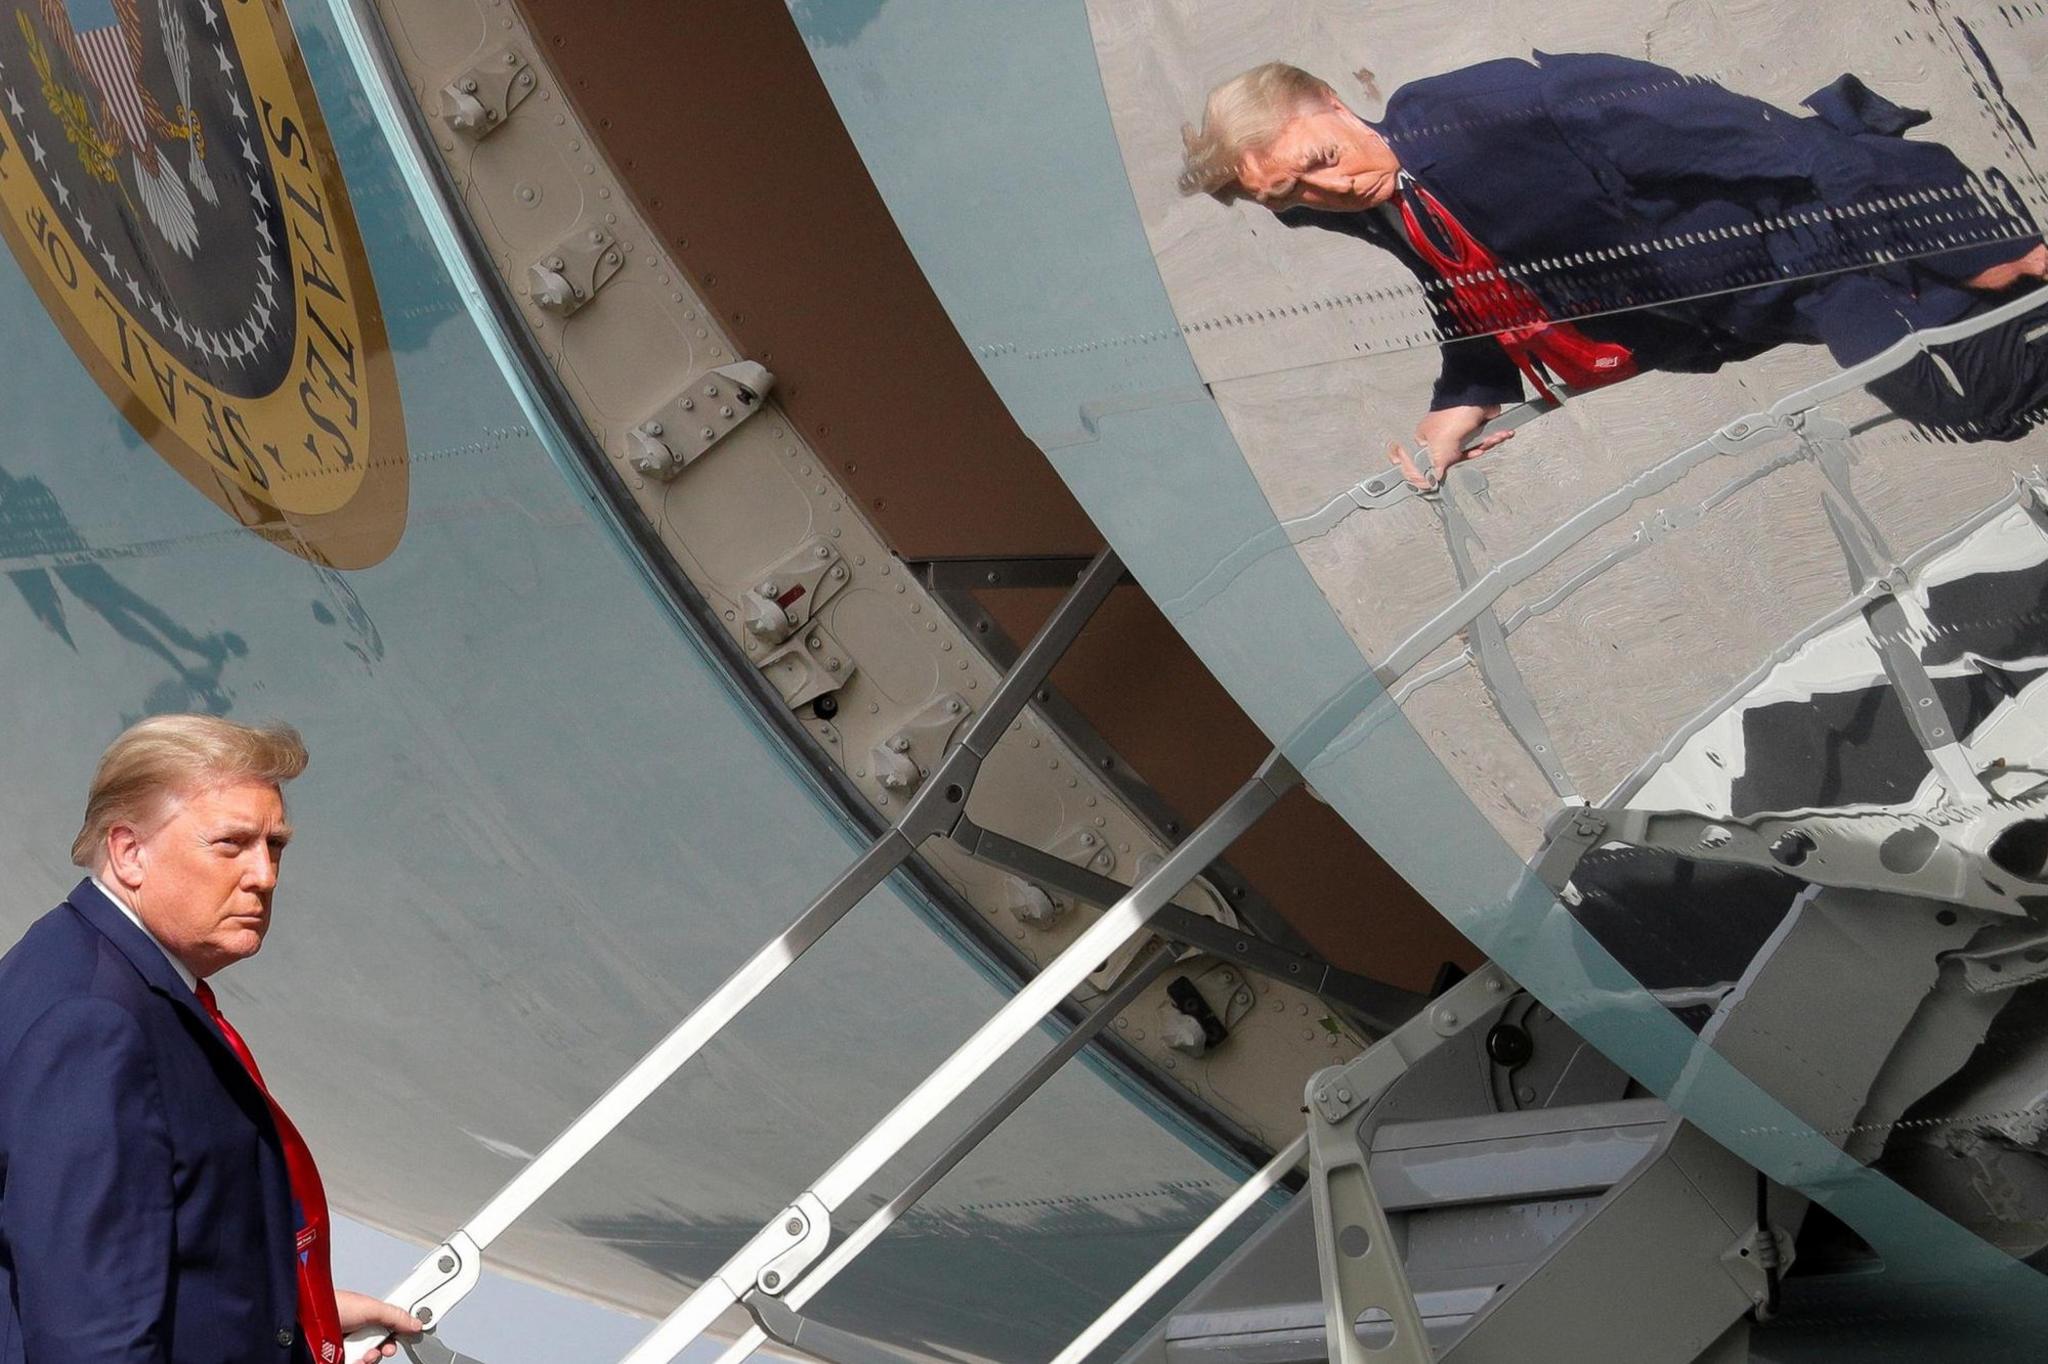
[1180,55,2048,487]
[0,715,419,1363]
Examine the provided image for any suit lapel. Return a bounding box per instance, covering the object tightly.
[64,880,267,1106]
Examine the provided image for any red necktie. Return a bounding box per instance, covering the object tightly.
[1395,176,1636,403]
[195,981,345,1364]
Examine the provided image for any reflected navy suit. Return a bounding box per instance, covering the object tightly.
[0,881,307,1364]
[1285,52,2047,437]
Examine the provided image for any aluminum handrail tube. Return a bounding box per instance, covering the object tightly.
[618,751,1301,1364]
[1048,1133,1309,1364]
[710,943,1182,1364]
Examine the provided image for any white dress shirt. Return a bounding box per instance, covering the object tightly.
[91,874,198,991]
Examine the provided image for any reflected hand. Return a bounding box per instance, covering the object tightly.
[336,1290,424,1364]
[1963,242,2048,291]
[1388,404,1509,491]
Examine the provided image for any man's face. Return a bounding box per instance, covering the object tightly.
[122,781,292,979]
[1235,96,1399,213]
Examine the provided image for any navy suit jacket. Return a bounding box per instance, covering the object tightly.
[1283,52,2041,410]
[0,881,308,1364]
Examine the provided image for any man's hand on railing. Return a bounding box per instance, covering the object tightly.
[337,1291,424,1364]
[1389,403,1510,490]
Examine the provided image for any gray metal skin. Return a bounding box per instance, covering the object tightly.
[617,751,1305,1364]
[339,545,1137,1359]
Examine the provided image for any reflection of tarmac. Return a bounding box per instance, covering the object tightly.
[0,468,247,715]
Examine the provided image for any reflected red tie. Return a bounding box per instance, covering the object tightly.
[195,981,345,1364]
[1394,175,1636,403]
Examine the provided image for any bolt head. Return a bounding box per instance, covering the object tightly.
[763,1272,780,1290]
[417,1308,435,1325]
[438,1255,456,1273]
[461,78,478,92]
[681,398,695,410]
[806,634,822,650]
[786,1217,804,1235]
[644,422,663,436]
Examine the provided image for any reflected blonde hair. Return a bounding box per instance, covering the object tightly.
[1180,62,1337,201]
[72,715,308,867]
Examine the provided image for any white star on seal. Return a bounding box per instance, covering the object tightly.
[173,314,190,344]
[98,245,116,275]
[75,216,94,248]
[215,44,233,77]
[50,175,69,208]
[247,174,269,211]
[124,272,143,305]
[200,0,219,32]
[256,274,275,307]
[149,297,166,327]
[27,129,45,165]
[227,88,247,126]
[253,211,274,250]
[239,134,260,172]
[4,87,22,120]
[254,300,273,333]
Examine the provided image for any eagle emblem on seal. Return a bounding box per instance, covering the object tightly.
[24,0,216,253]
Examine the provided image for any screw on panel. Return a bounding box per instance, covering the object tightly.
[785,1217,804,1235]
[437,1255,456,1273]
[762,1272,781,1290]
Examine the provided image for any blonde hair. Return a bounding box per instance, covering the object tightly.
[1180,62,1337,201]
[73,715,308,867]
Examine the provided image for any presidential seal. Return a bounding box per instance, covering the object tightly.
[0,0,404,566]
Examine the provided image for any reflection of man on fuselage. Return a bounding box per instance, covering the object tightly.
[1181,55,2048,489]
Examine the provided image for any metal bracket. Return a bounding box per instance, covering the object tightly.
[1718,1222,1794,1316]
[1306,966,1516,1364]
[739,538,851,647]
[751,1193,830,1296]
[437,46,535,138]
[629,362,777,479]
[1531,802,1606,899]
[1948,922,2048,994]
[1598,798,2048,918]
[528,223,623,318]
[871,693,972,794]
[758,622,856,709]
[339,1232,483,1362]
[948,814,1425,1034]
